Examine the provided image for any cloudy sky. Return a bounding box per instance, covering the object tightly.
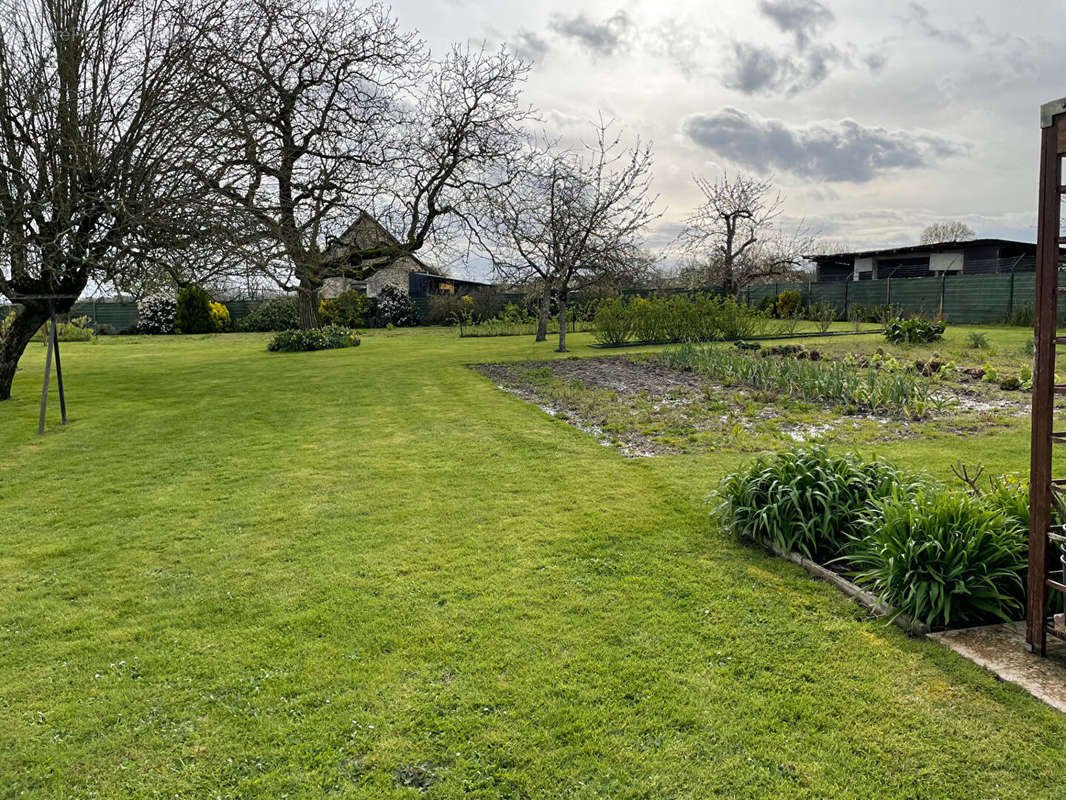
[389,0,1066,277]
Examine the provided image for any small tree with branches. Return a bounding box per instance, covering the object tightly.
[676,172,812,295]
[920,221,976,245]
[477,122,658,351]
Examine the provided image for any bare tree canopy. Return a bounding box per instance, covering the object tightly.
[676,172,812,295]
[189,0,532,327]
[0,0,211,400]
[476,121,659,351]
[920,220,977,244]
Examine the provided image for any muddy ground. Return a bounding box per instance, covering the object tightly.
[473,354,1030,457]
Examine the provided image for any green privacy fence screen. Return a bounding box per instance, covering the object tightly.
[0,299,257,333]
[739,272,1041,325]
[0,274,1046,331]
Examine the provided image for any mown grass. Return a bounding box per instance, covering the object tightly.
[2,325,1065,798]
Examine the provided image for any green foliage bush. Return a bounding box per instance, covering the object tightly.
[713,446,921,560]
[592,297,632,345]
[849,489,1026,628]
[883,317,945,345]
[592,294,766,345]
[319,290,372,328]
[267,325,361,352]
[966,331,990,350]
[235,296,300,332]
[775,289,802,319]
[176,286,216,334]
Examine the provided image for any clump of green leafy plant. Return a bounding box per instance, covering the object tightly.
[848,488,1026,628]
[267,325,361,352]
[713,446,922,560]
[967,331,990,350]
[883,317,945,345]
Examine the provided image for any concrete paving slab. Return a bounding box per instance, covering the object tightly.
[929,620,1066,713]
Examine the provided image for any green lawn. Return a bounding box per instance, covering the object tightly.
[1,326,1063,798]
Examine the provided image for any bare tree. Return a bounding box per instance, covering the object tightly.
[190,0,531,328]
[0,0,211,400]
[477,122,659,351]
[920,220,976,245]
[677,172,812,295]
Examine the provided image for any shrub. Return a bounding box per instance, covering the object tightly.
[966,331,990,350]
[375,285,415,327]
[717,297,767,340]
[267,324,361,352]
[714,446,922,561]
[849,489,1026,628]
[136,295,176,334]
[235,296,300,332]
[593,297,633,345]
[808,302,836,333]
[424,293,465,325]
[883,317,945,345]
[319,290,372,328]
[43,316,95,342]
[775,289,802,319]
[176,285,215,334]
[209,301,231,332]
[591,294,764,345]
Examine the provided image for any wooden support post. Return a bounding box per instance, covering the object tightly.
[51,306,66,424]
[1027,99,1066,655]
[38,317,54,436]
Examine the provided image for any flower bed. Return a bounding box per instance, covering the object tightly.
[713,446,1057,631]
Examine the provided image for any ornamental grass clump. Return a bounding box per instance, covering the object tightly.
[713,446,922,561]
[267,325,361,352]
[848,489,1026,629]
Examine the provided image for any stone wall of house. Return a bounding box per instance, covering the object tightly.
[365,255,421,297]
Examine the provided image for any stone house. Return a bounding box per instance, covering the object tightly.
[320,213,447,299]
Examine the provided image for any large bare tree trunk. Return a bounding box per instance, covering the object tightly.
[297,281,321,329]
[556,290,568,353]
[535,288,551,342]
[0,305,50,401]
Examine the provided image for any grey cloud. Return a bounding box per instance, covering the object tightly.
[758,0,834,50]
[681,107,968,182]
[511,29,550,63]
[905,2,971,47]
[548,9,634,57]
[725,42,846,95]
[863,52,887,73]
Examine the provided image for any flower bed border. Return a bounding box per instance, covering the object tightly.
[760,539,929,636]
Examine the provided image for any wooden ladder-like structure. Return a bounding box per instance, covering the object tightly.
[1026,97,1066,655]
